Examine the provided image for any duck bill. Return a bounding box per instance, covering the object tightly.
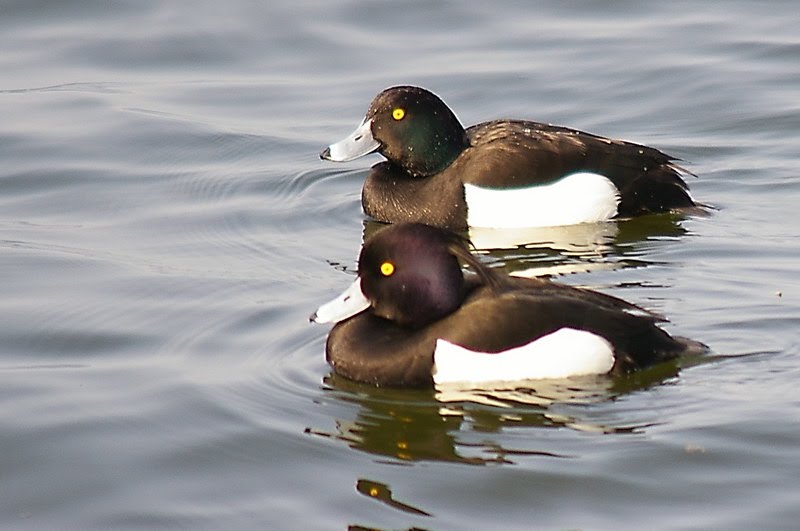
[310,277,371,324]
[320,117,380,162]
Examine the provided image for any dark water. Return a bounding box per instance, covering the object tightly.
[2,1,799,528]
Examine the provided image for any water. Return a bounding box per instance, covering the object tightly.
[1,1,799,528]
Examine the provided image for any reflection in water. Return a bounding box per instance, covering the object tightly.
[355,479,432,517]
[313,215,694,467]
[363,212,690,279]
[469,221,620,253]
[310,362,680,466]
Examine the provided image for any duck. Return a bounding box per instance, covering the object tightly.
[310,223,705,387]
[320,85,698,231]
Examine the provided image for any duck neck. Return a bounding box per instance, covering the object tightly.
[402,120,469,178]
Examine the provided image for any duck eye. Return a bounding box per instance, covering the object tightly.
[380,261,395,277]
[391,108,405,121]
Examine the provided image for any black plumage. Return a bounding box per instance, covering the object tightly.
[323,86,697,230]
[315,223,705,387]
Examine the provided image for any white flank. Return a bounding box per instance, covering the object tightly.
[464,172,620,228]
[432,328,615,384]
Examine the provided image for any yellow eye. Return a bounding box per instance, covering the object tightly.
[380,261,395,276]
[392,108,405,121]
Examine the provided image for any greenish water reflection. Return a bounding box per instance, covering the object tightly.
[312,361,681,466]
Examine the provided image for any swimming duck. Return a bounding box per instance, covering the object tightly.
[311,223,705,387]
[321,85,697,230]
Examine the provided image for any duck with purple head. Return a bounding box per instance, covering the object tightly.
[311,223,706,387]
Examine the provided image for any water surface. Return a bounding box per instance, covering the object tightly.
[1,1,799,529]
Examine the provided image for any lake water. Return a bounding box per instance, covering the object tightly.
[2,1,799,529]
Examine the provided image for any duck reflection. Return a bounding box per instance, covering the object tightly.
[354,479,432,518]
[311,214,694,464]
[311,361,679,466]
[363,212,691,279]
